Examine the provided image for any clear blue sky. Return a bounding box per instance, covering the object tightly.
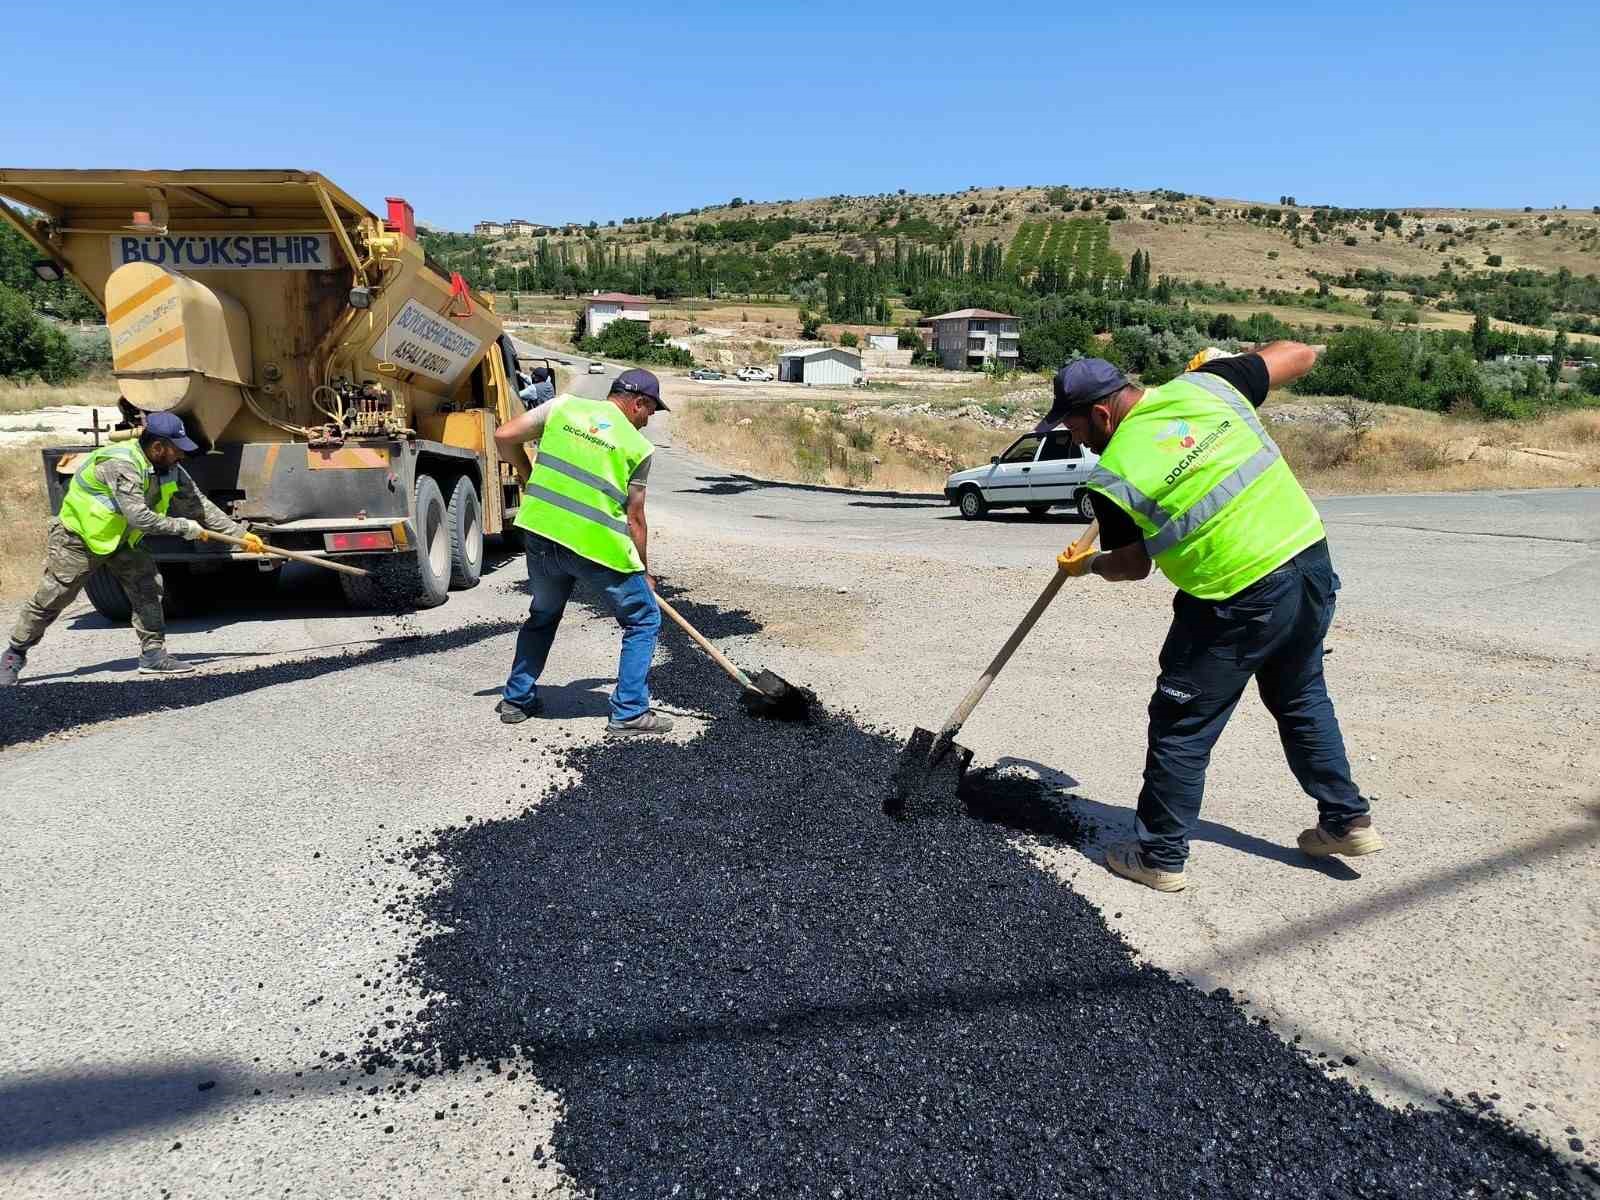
[6,0,1595,230]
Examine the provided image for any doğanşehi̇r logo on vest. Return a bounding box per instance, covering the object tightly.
[1154,419,1196,451]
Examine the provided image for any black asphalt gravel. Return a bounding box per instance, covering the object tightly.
[353,593,1586,1198]
[0,620,517,749]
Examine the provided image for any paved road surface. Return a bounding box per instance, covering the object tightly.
[1,369,1595,1196]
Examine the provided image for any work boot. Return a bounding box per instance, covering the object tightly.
[496,698,543,724]
[1298,815,1384,858]
[606,709,674,735]
[0,646,25,687]
[1105,841,1188,893]
[137,650,196,676]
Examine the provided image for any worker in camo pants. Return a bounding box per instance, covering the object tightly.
[1,412,264,685]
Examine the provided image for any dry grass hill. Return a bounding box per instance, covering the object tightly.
[472,184,1600,299]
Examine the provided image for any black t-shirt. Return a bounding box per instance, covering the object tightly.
[1093,356,1270,551]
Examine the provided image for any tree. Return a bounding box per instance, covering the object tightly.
[1079,197,1093,211]
[799,309,823,340]
[1105,204,1127,220]
[1471,310,1491,360]
[0,284,78,381]
[839,330,859,348]
[1549,331,1567,382]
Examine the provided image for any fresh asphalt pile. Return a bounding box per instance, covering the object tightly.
[0,619,517,749]
[354,592,1586,1199]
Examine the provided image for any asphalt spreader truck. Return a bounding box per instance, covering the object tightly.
[0,169,530,615]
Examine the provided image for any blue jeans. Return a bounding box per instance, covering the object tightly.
[503,536,660,721]
[1136,540,1368,870]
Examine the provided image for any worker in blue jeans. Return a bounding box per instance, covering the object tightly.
[502,536,663,728]
[492,370,673,734]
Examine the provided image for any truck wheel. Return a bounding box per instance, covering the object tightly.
[84,567,133,622]
[958,487,988,520]
[337,475,451,610]
[446,476,484,590]
[1026,503,1051,517]
[1076,490,1095,521]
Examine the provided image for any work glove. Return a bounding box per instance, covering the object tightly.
[237,531,267,555]
[178,519,208,542]
[1057,544,1102,578]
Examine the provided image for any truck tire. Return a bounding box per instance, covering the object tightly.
[446,476,483,590]
[958,486,988,520]
[338,475,451,610]
[84,567,133,622]
[85,564,197,621]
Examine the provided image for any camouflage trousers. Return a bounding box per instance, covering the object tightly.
[9,520,166,654]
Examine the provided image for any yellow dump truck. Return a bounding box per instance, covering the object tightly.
[0,169,530,613]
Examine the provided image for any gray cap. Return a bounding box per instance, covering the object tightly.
[1036,358,1128,430]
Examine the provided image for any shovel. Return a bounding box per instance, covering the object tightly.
[655,593,812,721]
[886,519,1099,817]
[206,529,370,577]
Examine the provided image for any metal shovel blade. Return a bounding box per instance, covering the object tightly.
[739,668,813,722]
[885,726,974,818]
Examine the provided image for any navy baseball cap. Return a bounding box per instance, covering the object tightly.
[612,367,668,411]
[142,411,199,451]
[1037,358,1128,429]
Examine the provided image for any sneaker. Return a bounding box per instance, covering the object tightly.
[496,698,543,724]
[0,646,25,687]
[1105,841,1188,893]
[1298,815,1384,858]
[137,651,196,676]
[606,709,675,735]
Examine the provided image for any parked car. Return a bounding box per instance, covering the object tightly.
[943,429,1099,520]
[587,359,606,374]
[689,368,726,381]
[736,366,774,382]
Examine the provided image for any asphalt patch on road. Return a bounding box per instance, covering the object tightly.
[357,593,1586,1198]
[0,619,517,749]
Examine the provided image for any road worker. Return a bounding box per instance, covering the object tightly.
[1,412,266,685]
[1042,347,1380,892]
[491,368,671,733]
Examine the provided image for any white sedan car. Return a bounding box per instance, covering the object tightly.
[943,429,1100,520]
[736,366,774,381]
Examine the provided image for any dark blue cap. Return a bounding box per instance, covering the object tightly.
[142,411,199,451]
[612,367,668,411]
[1036,358,1128,430]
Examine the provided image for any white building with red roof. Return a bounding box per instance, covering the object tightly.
[583,292,652,339]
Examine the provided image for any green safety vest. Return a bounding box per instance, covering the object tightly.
[1087,372,1324,600]
[513,395,652,573]
[58,442,179,556]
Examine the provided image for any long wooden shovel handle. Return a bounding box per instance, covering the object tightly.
[656,593,755,691]
[205,529,371,578]
[937,518,1100,736]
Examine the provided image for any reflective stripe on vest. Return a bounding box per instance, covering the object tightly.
[58,442,177,555]
[1088,372,1324,600]
[512,395,651,573]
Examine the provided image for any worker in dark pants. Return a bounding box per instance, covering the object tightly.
[1044,348,1380,892]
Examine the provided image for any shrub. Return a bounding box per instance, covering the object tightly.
[1105,205,1126,220]
[1343,236,1358,246]
[839,331,859,348]
[897,326,922,349]
[0,285,78,382]
[1485,254,1503,267]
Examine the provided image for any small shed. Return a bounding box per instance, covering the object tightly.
[777,346,864,386]
[866,332,898,351]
